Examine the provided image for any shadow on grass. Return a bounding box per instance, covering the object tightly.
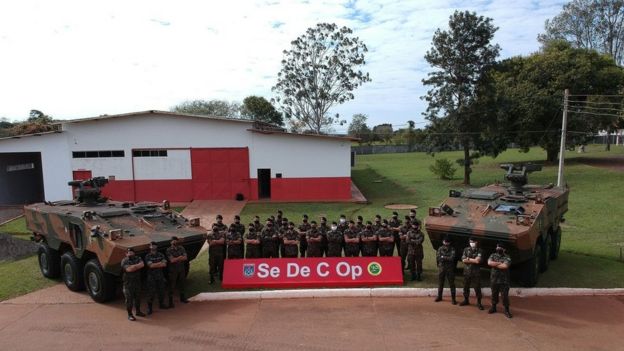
[352,166,415,204]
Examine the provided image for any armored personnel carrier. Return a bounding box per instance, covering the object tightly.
[25,177,206,302]
[425,164,569,287]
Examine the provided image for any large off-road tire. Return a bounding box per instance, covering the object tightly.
[38,244,60,279]
[84,259,116,303]
[550,227,562,260]
[539,235,551,273]
[519,244,540,287]
[61,252,85,291]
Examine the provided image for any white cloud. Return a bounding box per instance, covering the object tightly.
[0,0,565,127]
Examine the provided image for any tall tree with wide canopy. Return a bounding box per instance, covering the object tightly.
[240,96,283,126]
[422,11,502,185]
[171,99,240,118]
[272,23,371,134]
[492,41,624,161]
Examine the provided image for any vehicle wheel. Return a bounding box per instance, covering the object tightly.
[38,244,61,279]
[539,235,551,273]
[84,259,116,303]
[61,252,85,291]
[519,244,540,287]
[550,227,562,260]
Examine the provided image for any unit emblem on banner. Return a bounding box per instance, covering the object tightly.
[243,263,255,277]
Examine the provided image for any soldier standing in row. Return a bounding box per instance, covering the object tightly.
[377,220,395,256]
[398,215,411,269]
[298,215,311,258]
[226,227,244,259]
[261,219,278,258]
[319,217,329,257]
[388,212,402,259]
[207,221,226,284]
[306,221,323,257]
[279,217,289,257]
[253,215,264,233]
[360,221,378,257]
[408,208,419,224]
[435,236,456,304]
[488,243,513,318]
[121,248,145,321]
[245,223,262,258]
[229,215,245,258]
[166,236,189,307]
[343,221,360,257]
[460,237,484,309]
[145,242,168,315]
[326,222,343,257]
[283,222,299,258]
[406,222,424,281]
[372,215,382,232]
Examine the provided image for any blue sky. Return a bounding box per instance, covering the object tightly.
[0,0,566,130]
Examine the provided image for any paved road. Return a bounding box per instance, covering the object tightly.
[1,286,623,351]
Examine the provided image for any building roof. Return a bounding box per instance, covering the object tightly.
[54,110,257,126]
[248,128,358,141]
[0,130,63,142]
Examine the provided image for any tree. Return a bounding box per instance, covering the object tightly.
[539,0,624,65]
[240,96,283,126]
[347,113,372,144]
[272,22,371,134]
[0,117,13,137]
[372,124,393,144]
[422,11,502,185]
[9,110,57,135]
[171,99,240,118]
[492,40,624,161]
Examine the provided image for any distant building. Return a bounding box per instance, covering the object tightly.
[0,111,354,205]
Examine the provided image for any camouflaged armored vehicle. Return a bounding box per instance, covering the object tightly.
[425,164,569,287]
[25,177,206,302]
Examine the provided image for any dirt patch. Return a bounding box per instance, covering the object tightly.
[384,204,418,210]
[576,156,624,172]
[0,233,37,261]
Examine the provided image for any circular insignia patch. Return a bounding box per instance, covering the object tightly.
[367,262,382,276]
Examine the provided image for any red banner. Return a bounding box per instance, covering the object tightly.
[222,257,403,289]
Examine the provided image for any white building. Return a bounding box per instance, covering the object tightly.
[0,111,353,205]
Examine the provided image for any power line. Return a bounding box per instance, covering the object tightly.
[568,104,623,113]
[568,94,624,97]
[568,110,623,118]
[567,100,623,106]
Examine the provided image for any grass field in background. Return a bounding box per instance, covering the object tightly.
[1,144,623,301]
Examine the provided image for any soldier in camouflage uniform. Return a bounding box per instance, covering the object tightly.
[326,222,343,257]
[145,242,168,315]
[282,222,299,258]
[121,248,145,321]
[244,223,262,258]
[306,221,323,257]
[261,220,278,258]
[207,221,226,284]
[253,215,264,233]
[372,215,382,233]
[275,210,283,229]
[343,220,360,257]
[388,212,402,260]
[460,237,484,309]
[405,222,425,281]
[229,215,245,258]
[166,236,189,308]
[435,236,457,304]
[298,215,311,258]
[226,227,244,259]
[398,215,411,270]
[319,217,329,257]
[376,220,395,257]
[355,216,364,231]
[278,217,289,258]
[488,242,512,318]
[360,221,378,257]
[408,208,418,224]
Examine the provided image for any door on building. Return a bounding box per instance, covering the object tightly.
[257,169,271,199]
[191,148,250,200]
[0,152,45,205]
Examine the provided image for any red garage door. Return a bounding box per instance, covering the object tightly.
[191,148,250,200]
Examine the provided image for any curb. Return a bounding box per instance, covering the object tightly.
[190,287,624,302]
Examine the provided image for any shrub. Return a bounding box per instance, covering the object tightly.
[429,158,457,180]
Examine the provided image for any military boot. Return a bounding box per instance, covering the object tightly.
[488,304,497,314]
[127,308,136,321]
[168,296,175,309]
[451,290,457,305]
[504,307,513,319]
[459,292,469,306]
[209,274,215,285]
[180,294,189,304]
[477,299,484,310]
[135,308,146,317]
[434,288,443,302]
[147,303,153,315]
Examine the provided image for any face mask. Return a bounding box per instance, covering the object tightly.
[469,242,476,248]
[303,219,308,223]
[443,241,450,246]
[331,226,337,231]
[340,218,346,223]
[254,219,259,223]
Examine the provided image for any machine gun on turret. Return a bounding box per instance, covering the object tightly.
[68,177,109,204]
[500,163,542,195]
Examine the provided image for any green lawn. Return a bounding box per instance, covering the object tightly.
[1,144,623,301]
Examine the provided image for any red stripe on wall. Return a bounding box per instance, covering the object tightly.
[100,179,193,202]
[269,177,351,201]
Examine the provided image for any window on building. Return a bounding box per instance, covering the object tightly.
[132,149,168,157]
[72,150,125,158]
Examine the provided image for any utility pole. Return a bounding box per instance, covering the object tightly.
[557,89,568,187]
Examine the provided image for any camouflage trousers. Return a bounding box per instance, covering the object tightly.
[209,250,225,277]
[283,244,298,258]
[463,270,482,300]
[168,268,185,298]
[123,282,141,311]
[361,244,377,257]
[399,242,408,268]
[245,244,261,258]
[438,266,456,290]
[344,244,360,257]
[379,243,394,257]
[307,244,323,257]
[491,283,510,307]
[262,244,277,258]
[227,245,244,259]
[407,254,423,275]
[147,276,166,304]
[299,240,307,257]
[326,244,342,257]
